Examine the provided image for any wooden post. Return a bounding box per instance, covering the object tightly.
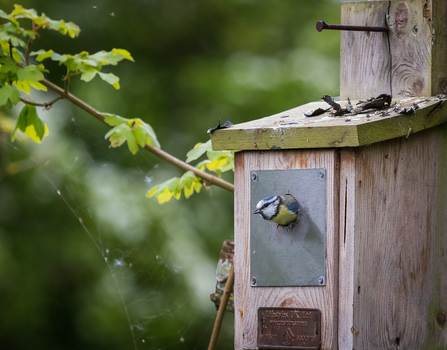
[341,0,447,99]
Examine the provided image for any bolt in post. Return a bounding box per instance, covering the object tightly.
[316,20,389,33]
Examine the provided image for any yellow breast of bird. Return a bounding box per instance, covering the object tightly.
[269,205,298,225]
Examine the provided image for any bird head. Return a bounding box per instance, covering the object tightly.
[253,195,281,221]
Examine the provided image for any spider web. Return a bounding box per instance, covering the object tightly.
[4,96,234,350]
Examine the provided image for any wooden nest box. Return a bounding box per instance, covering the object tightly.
[210,1,447,349]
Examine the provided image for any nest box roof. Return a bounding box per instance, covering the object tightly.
[210,97,447,151]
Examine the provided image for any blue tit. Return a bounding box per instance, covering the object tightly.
[253,194,300,228]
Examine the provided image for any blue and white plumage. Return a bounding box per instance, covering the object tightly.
[253,194,300,228]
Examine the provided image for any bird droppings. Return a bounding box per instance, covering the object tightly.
[280,122,298,126]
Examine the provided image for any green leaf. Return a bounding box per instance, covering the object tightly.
[0,85,20,106]
[52,52,69,63]
[28,81,47,91]
[64,56,81,71]
[146,186,159,198]
[103,115,159,150]
[195,160,209,171]
[132,119,160,149]
[132,126,146,148]
[207,150,223,161]
[90,49,134,66]
[30,49,53,62]
[81,59,98,67]
[17,65,44,82]
[179,171,195,190]
[104,123,138,155]
[45,19,80,38]
[11,104,49,143]
[166,177,180,192]
[65,22,81,38]
[13,80,30,94]
[10,5,38,19]
[22,30,36,40]
[80,65,97,82]
[184,184,195,199]
[193,181,202,194]
[206,156,229,172]
[157,188,174,204]
[98,72,120,89]
[179,171,200,199]
[0,10,8,19]
[186,140,212,163]
[47,19,65,33]
[11,107,27,141]
[103,113,128,126]
[0,29,26,48]
[146,177,181,204]
[11,48,22,62]
[112,49,134,62]
[0,58,18,75]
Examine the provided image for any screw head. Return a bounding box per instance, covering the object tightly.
[251,277,257,285]
[251,172,257,181]
[318,276,325,285]
[318,171,325,179]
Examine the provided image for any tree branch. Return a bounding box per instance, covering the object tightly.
[38,78,235,193]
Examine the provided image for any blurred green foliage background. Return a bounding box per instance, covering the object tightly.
[0,0,341,349]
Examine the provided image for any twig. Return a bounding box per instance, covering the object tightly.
[208,263,234,350]
[20,96,62,109]
[25,37,33,66]
[64,76,69,94]
[34,22,46,32]
[25,20,35,66]
[38,78,235,193]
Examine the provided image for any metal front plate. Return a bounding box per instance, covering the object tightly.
[258,307,321,349]
[250,169,326,287]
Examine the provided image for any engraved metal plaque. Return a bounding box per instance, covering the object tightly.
[258,307,321,349]
[250,169,326,287]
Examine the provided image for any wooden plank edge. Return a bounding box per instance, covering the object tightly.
[211,125,360,151]
[211,100,447,151]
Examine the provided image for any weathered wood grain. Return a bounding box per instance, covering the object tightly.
[211,97,447,151]
[234,150,339,349]
[350,123,447,349]
[431,0,447,95]
[340,1,391,100]
[388,1,431,97]
[337,150,356,350]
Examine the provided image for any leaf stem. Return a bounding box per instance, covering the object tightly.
[39,78,235,193]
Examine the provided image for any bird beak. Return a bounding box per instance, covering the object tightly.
[253,209,260,214]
